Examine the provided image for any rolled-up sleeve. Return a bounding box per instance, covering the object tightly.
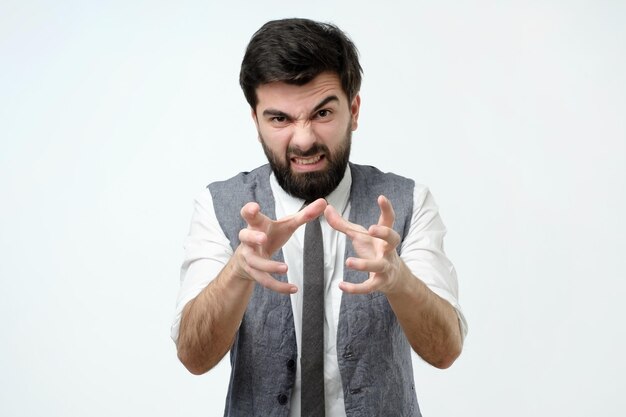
[400,185,468,340]
[170,188,233,344]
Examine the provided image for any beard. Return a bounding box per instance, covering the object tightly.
[260,127,352,203]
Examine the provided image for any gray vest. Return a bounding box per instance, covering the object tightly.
[209,163,421,417]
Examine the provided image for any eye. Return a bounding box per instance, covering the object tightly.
[269,115,290,126]
[315,109,332,119]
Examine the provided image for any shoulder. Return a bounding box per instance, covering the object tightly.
[208,164,271,192]
[349,163,415,191]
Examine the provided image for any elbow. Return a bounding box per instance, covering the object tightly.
[187,365,211,376]
[416,337,462,370]
[431,340,462,370]
[177,346,216,376]
[432,350,459,369]
[181,360,211,376]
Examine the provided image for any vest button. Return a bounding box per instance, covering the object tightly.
[343,344,354,359]
[277,393,288,405]
[286,359,295,370]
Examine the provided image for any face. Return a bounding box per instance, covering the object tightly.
[253,72,361,202]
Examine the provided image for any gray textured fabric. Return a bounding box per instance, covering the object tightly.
[337,164,419,416]
[301,216,325,417]
[209,163,421,417]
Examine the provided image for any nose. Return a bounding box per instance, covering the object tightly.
[290,122,317,151]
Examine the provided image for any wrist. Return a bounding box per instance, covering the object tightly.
[381,258,406,296]
[384,261,425,301]
[225,249,255,285]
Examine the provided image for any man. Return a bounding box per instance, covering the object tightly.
[172,18,467,417]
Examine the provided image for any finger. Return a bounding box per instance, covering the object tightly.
[324,204,367,237]
[234,239,297,295]
[345,256,388,274]
[240,202,269,229]
[301,198,328,220]
[270,199,327,239]
[367,225,401,249]
[278,198,327,230]
[323,204,342,229]
[251,270,298,294]
[245,254,288,275]
[238,228,267,246]
[377,195,395,228]
[338,278,380,295]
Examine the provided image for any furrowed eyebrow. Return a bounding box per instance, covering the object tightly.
[312,95,339,113]
[262,109,291,119]
[261,95,340,120]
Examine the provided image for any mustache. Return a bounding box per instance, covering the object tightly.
[287,144,329,158]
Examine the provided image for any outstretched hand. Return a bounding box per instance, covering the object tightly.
[233,198,327,294]
[324,195,404,295]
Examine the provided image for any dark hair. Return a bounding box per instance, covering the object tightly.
[239,18,363,109]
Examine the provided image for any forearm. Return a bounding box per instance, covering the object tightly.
[177,256,254,375]
[387,261,463,369]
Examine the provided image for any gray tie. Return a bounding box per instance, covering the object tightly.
[301,216,325,417]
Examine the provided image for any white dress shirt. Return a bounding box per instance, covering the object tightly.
[171,166,467,417]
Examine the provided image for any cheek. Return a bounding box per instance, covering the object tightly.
[315,121,347,143]
[259,126,291,153]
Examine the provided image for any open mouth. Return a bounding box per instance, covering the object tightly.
[292,155,324,165]
[290,153,326,172]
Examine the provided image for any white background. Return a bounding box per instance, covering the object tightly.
[1,1,625,416]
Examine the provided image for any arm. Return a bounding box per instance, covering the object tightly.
[381,261,462,369]
[177,198,328,375]
[324,196,463,369]
[177,255,254,375]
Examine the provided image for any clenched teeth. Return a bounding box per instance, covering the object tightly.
[293,155,322,165]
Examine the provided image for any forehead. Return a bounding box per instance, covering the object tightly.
[255,72,347,111]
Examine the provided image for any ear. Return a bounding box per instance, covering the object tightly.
[350,94,361,131]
